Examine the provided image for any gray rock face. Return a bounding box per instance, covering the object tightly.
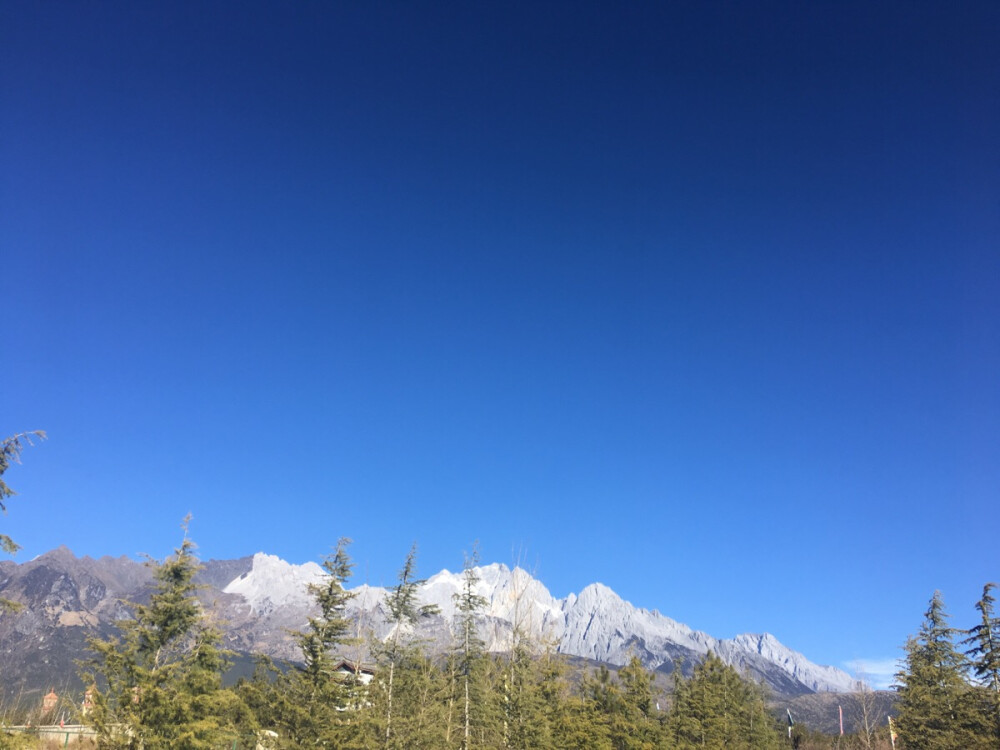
[223,554,858,695]
[0,548,857,703]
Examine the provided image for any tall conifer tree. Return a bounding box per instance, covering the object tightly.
[82,523,250,749]
[0,431,45,557]
[617,655,663,747]
[667,651,779,750]
[299,539,356,683]
[0,431,45,614]
[277,538,358,746]
[964,582,1000,747]
[380,544,439,749]
[895,590,990,750]
[453,545,488,750]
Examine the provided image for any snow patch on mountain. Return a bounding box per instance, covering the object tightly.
[223,553,325,615]
[221,557,857,693]
[723,634,859,693]
[560,581,718,664]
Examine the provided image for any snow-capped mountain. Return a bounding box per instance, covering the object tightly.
[223,553,325,615]
[0,548,857,700]
[221,553,858,694]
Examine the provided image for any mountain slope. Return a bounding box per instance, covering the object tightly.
[0,548,857,703]
[221,554,857,694]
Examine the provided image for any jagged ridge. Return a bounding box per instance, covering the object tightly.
[224,554,858,694]
[0,548,857,700]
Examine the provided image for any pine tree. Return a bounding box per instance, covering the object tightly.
[0,431,45,557]
[895,590,990,750]
[585,664,629,747]
[380,544,439,749]
[581,659,666,750]
[562,667,614,750]
[964,582,1000,747]
[533,648,577,750]
[235,656,296,748]
[489,565,554,750]
[277,538,359,746]
[0,430,45,614]
[453,545,488,750]
[617,655,663,748]
[300,539,357,683]
[400,650,450,749]
[666,651,780,750]
[81,523,251,749]
[667,661,700,748]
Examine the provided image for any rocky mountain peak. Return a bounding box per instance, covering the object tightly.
[222,552,324,615]
[0,548,860,700]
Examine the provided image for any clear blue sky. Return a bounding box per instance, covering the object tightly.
[3,1,998,685]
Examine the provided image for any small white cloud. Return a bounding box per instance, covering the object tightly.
[844,658,899,690]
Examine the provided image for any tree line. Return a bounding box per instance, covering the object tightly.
[2,437,998,749]
[69,530,1000,750]
[786,584,1000,750]
[891,585,1000,750]
[75,533,786,749]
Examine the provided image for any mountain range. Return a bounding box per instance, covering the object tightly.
[0,547,858,706]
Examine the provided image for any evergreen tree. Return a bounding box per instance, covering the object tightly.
[453,545,488,749]
[398,650,450,749]
[964,582,1000,747]
[666,651,780,750]
[668,661,700,748]
[235,656,296,748]
[488,566,556,750]
[617,655,663,749]
[299,539,357,687]
[562,667,615,750]
[582,660,666,750]
[379,544,439,749]
[0,727,33,750]
[0,430,45,613]
[584,665,629,748]
[271,538,359,746]
[498,625,550,748]
[533,648,578,750]
[0,431,45,559]
[81,523,251,749]
[895,590,989,750]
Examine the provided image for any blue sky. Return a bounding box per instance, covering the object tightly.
[3,1,997,686]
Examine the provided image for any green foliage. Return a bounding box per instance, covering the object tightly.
[0,729,34,750]
[498,639,548,750]
[232,544,794,750]
[386,545,440,632]
[963,582,1000,746]
[537,653,605,750]
[965,583,1000,689]
[379,544,440,749]
[377,649,450,750]
[581,661,665,750]
[617,655,663,748]
[0,431,46,613]
[0,432,46,517]
[302,539,357,676]
[0,431,45,559]
[261,539,363,747]
[453,545,488,750]
[667,651,781,750]
[895,590,990,750]
[80,524,252,749]
[53,535,1000,749]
